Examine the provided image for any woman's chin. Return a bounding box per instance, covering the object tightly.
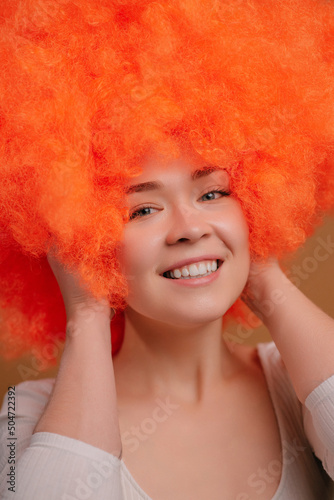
[124,303,233,330]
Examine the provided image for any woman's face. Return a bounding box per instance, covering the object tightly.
[117,151,250,327]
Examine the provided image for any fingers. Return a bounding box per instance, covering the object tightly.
[46,248,113,321]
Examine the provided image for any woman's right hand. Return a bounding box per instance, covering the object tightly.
[34,251,122,458]
[47,251,113,329]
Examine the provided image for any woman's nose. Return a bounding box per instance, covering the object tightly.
[165,204,213,245]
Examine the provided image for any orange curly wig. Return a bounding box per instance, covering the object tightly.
[1,0,334,365]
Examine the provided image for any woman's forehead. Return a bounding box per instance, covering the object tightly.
[126,160,229,195]
[136,148,228,177]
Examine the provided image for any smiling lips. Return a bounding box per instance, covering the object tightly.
[163,259,222,280]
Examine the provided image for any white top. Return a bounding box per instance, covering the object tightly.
[0,341,334,499]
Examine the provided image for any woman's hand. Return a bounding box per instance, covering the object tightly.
[47,251,113,328]
[241,257,283,320]
[242,256,334,404]
[34,251,122,456]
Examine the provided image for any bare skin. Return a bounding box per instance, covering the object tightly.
[38,254,283,500]
[114,342,282,500]
[33,253,122,458]
[109,155,283,498]
[33,154,334,499]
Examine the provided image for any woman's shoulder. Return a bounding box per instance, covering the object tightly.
[255,340,287,373]
[229,340,291,395]
[226,339,283,370]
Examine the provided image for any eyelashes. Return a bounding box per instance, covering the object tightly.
[129,206,157,220]
[200,189,230,201]
[128,188,230,221]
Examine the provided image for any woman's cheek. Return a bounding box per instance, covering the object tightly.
[228,202,250,247]
[116,233,136,282]
[119,228,151,284]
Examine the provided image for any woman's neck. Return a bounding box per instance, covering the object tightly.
[112,309,252,406]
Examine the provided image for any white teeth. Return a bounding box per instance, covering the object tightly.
[165,259,220,280]
[198,263,207,275]
[189,263,200,277]
[181,267,190,277]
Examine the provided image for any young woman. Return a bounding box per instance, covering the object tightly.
[0,1,334,499]
[1,147,334,499]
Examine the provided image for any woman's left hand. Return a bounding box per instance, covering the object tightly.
[241,257,282,319]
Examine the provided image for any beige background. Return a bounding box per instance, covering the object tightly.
[1,215,334,407]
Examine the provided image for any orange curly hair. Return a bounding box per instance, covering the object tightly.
[1,0,334,365]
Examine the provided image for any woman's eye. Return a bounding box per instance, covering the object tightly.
[128,190,229,220]
[129,206,156,220]
[201,190,230,201]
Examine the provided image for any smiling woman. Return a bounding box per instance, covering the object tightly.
[1,1,334,499]
[118,152,250,329]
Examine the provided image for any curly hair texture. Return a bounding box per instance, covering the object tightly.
[1,0,334,364]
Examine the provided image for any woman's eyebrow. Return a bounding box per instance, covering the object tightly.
[126,165,224,194]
